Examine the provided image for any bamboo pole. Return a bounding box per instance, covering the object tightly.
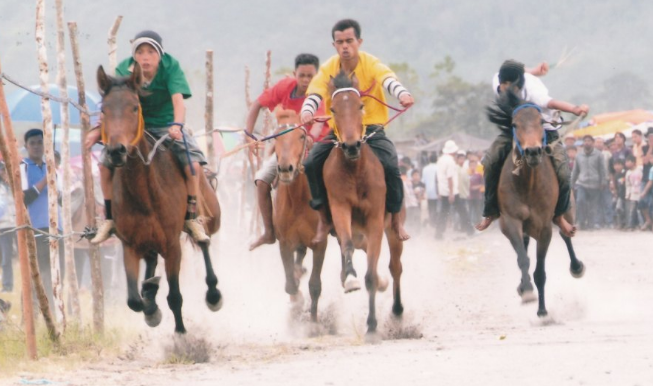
[68,21,104,334]
[239,66,252,227]
[55,0,81,322]
[205,50,217,171]
[36,0,65,329]
[107,16,123,76]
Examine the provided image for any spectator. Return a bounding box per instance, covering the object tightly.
[571,135,606,230]
[640,153,653,230]
[20,129,64,310]
[421,153,438,230]
[631,129,645,167]
[613,159,627,229]
[436,141,473,239]
[609,132,633,175]
[564,133,576,148]
[624,155,642,230]
[411,169,425,235]
[0,162,15,293]
[400,166,420,235]
[468,154,484,225]
[456,150,471,231]
[594,137,614,227]
[567,145,578,172]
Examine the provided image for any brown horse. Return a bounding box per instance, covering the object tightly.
[488,90,585,317]
[97,65,222,333]
[272,109,328,322]
[323,71,404,335]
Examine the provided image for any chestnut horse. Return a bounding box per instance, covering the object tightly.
[272,109,327,322]
[323,71,404,335]
[488,89,585,318]
[97,65,222,333]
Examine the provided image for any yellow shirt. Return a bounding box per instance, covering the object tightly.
[307,51,397,134]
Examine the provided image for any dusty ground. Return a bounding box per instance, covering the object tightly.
[5,224,653,386]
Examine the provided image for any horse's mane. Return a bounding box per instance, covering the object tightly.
[333,70,353,90]
[486,88,523,134]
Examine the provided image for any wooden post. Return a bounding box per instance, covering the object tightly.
[0,112,36,357]
[240,66,251,227]
[55,0,81,322]
[205,50,217,171]
[68,21,104,334]
[107,16,123,76]
[36,0,65,329]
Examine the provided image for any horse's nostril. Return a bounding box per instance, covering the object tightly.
[288,165,293,172]
[356,141,361,148]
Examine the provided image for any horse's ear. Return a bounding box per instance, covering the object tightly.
[350,73,360,90]
[97,65,112,96]
[327,75,336,96]
[127,62,144,91]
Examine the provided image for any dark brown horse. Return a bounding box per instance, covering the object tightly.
[97,65,222,333]
[323,72,404,335]
[488,90,585,317]
[272,109,327,322]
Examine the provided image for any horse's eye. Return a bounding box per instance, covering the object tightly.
[133,106,139,113]
[300,135,306,141]
[359,104,364,110]
[330,108,335,113]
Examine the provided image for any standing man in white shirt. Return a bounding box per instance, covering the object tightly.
[421,153,439,231]
[475,60,589,237]
[435,140,465,239]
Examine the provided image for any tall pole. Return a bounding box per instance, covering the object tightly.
[107,16,123,76]
[36,0,65,329]
[55,0,81,322]
[69,21,104,334]
[205,50,217,171]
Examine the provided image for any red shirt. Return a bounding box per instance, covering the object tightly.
[258,77,330,141]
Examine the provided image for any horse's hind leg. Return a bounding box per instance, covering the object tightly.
[561,233,585,278]
[200,243,223,312]
[308,242,327,324]
[386,226,404,317]
[124,247,144,313]
[534,228,553,317]
[165,244,186,334]
[142,250,162,327]
[294,245,308,282]
[500,218,535,302]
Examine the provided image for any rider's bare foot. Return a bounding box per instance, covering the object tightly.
[392,213,410,241]
[312,218,331,246]
[553,215,577,237]
[475,215,498,231]
[249,232,275,251]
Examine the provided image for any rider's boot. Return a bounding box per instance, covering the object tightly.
[91,200,115,244]
[184,195,210,243]
[249,182,276,251]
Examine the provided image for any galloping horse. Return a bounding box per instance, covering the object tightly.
[97,64,222,333]
[323,71,404,335]
[272,109,327,321]
[488,89,585,317]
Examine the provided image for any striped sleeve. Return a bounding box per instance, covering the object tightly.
[301,94,322,116]
[382,77,410,99]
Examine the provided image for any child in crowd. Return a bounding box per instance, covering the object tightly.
[613,159,627,229]
[624,156,642,230]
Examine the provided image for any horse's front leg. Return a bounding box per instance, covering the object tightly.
[331,203,359,292]
[500,217,535,303]
[294,245,308,283]
[141,250,162,327]
[200,243,223,312]
[534,226,553,317]
[279,241,303,311]
[165,244,185,334]
[364,216,385,335]
[124,246,144,313]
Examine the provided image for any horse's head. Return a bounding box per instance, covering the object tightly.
[273,109,309,183]
[97,64,145,167]
[328,71,363,161]
[488,88,546,168]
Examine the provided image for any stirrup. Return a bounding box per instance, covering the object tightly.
[91,219,115,244]
[185,218,210,242]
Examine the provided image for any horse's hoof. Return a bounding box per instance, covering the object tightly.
[537,309,548,318]
[344,276,361,293]
[570,261,585,278]
[377,276,389,292]
[206,293,223,312]
[392,303,404,317]
[144,308,162,327]
[364,331,382,345]
[520,290,537,304]
[289,291,304,313]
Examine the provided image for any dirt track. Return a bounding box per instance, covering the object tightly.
[7,226,653,386]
